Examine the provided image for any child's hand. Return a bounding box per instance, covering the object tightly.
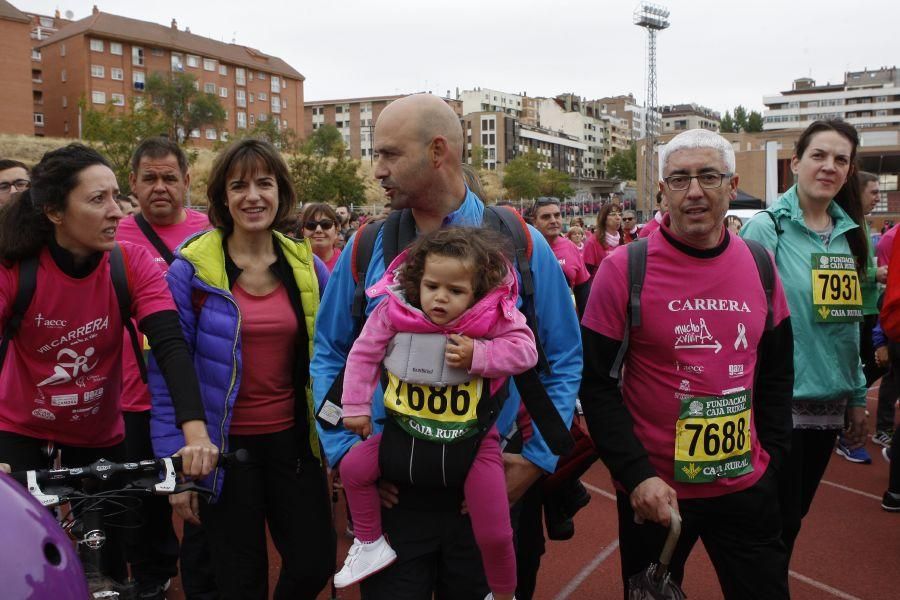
[344,416,372,438]
[446,334,474,371]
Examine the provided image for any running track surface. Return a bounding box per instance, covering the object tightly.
[165,387,898,600]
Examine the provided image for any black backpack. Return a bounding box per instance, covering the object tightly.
[0,243,146,382]
[609,237,777,378]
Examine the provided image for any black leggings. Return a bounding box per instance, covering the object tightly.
[0,430,128,582]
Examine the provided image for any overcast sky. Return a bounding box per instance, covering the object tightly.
[24,0,900,115]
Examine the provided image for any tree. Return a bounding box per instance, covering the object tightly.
[227,119,302,152]
[720,111,736,133]
[746,110,764,133]
[289,152,366,206]
[80,97,169,194]
[607,143,637,181]
[144,72,226,142]
[502,151,542,199]
[470,145,488,169]
[303,124,345,158]
[733,105,749,133]
[540,169,574,198]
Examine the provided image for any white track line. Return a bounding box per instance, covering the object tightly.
[553,538,620,600]
[789,571,863,600]
[582,481,617,501]
[820,479,883,501]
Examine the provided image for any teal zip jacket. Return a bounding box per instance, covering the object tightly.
[741,185,866,407]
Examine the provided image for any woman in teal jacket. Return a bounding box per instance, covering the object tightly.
[742,119,869,560]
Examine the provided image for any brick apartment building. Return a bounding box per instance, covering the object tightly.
[304,95,462,161]
[30,6,304,147]
[0,1,35,135]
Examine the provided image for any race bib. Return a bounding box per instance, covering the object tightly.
[811,253,863,323]
[383,372,482,444]
[674,390,754,483]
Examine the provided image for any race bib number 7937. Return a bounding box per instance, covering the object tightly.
[811,253,863,323]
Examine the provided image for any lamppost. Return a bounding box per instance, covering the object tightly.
[633,2,670,215]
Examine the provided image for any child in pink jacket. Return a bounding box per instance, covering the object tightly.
[333,227,537,600]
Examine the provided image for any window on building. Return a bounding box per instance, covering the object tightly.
[151,48,164,57]
[204,82,216,94]
[190,129,200,138]
[60,69,66,82]
[258,92,267,101]
[62,96,67,108]
[32,68,42,83]
[110,42,123,56]
[271,76,280,93]
[33,90,42,105]
[236,89,247,108]
[34,113,44,126]
[32,49,41,61]
[249,114,255,126]
[133,71,145,91]
[257,71,265,80]
[186,55,200,68]
[249,94,254,103]
[271,97,281,114]
[171,53,184,72]
[111,93,125,106]
[219,64,227,76]
[237,112,247,129]
[235,68,246,86]
[259,113,268,122]
[249,71,253,81]
[132,46,144,66]
[219,87,228,98]
[92,91,106,104]
[91,64,104,78]
[39,16,53,27]
[282,98,287,109]
[203,58,216,71]
[111,67,123,80]
[90,39,103,52]
[206,129,217,140]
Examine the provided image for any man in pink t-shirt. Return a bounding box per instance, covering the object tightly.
[638,190,668,238]
[531,198,591,316]
[116,137,212,598]
[581,129,793,598]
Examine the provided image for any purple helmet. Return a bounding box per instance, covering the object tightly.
[0,472,89,599]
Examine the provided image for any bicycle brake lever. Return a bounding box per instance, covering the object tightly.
[26,471,61,507]
[153,457,178,495]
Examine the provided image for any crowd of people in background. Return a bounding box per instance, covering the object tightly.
[0,102,898,600]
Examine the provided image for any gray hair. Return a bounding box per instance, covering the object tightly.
[659,129,735,179]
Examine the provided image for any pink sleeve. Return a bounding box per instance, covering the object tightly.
[341,301,396,418]
[469,309,538,378]
[121,243,176,322]
[583,236,601,267]
[877,230,893,267]
[0,263,15,328]
[581,251,629,340]
[572,250,591,286]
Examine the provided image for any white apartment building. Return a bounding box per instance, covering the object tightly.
[660,104,721,134]
[459,87,524,118]
[763,66,900,131]
[537,98,605,178]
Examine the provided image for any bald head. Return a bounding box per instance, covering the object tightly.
[379,94,464,161]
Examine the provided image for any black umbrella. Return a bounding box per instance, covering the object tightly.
[627,508,686,600]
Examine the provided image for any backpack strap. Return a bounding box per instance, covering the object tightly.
[110,243,147,383]
[0,256,39,374]
[350,220,386,327]
[381,209,417,267]
[482,205,549,372]
[744,239,776,331]
[610,238,648,379]
[134,214,176,265]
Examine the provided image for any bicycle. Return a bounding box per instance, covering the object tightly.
[10,449,247,600]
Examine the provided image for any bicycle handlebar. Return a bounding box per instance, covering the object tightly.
[10,449,248,507]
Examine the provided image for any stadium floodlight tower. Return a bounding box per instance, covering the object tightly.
[633,2,670,212]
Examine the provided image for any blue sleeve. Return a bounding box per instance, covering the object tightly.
[497,226,581,473]
[312,254,330,297]
[873,318,887,349]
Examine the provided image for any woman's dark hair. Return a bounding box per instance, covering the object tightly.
[0,144,111,262]
[594,203,624,249]
[206,139,295,234]
[795,119,866,274]
[398,227,508,310]
[299,203,338,231]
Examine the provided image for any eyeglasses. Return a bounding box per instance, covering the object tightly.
[0,179,30,193]
[304,219,335,231]
[622,217,635,221]
[663,173,733,191]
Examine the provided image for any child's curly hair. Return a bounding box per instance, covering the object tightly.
[399,227,510,310]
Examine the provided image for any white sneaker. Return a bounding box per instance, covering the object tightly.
[333,536,398,588]
[483,595,517,600]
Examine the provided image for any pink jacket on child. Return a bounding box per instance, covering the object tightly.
[341,250,538,418]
